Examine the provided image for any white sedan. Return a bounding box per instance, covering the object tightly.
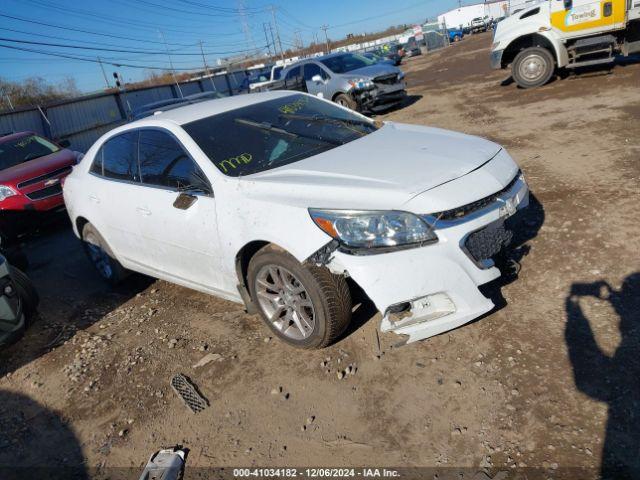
[63,91,529,349]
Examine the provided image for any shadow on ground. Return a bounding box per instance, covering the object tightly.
[0,389,88,479]
[0,218,153,376]
[565,272,640,480]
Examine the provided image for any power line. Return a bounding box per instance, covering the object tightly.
[0,36,267,56]
[0,42,213,70]
[0,12,199,46]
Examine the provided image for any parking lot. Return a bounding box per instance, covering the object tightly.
[1,32,639,477]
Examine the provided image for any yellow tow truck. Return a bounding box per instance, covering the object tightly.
[491,0,640,88]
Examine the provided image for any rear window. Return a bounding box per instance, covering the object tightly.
[320,54,376,74]
[0,135,60,170]
[182,94,378,177]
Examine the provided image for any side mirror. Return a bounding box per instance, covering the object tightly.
[564,0,572,9]
[311,74,324,83]
[58,139,71,148]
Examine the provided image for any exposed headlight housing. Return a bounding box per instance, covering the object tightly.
[347,78,374,90]
[0,185,17,202]
[309,209,438,250]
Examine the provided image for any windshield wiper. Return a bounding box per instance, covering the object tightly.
[235,117,343,146]
[235,118,299,138]
[278,113,373,135]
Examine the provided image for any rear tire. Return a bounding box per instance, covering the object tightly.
[334,93,358,111]
[81,223,128,285]
[248,245,351,349]
[512,47,555,89]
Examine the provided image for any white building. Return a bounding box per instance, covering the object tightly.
[437,1,522,29]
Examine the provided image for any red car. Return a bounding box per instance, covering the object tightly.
[0,132,80,241]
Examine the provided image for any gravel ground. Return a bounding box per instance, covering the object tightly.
[0,32,638,479]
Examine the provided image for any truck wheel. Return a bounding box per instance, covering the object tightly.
[81,223,127,285]
[512,47,555,89]
[9,265,39,323]
[248,245,351,349]
[334,93,358,111]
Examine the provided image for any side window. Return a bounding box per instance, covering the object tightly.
[285,66,301,80]
[102,132,139,181]
[138,130,205,190]
[304,63,327,81]
[90,149,103,175]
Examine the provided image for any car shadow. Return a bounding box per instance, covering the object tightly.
[479,192,545,309]
[369,94,423,115]
[0,389,88,479]
[0,218,153,377]
[501,54,640,87]
[565,273,640,479]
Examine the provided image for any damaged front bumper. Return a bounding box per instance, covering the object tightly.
[352,82,407,111]
[324,175,529,344]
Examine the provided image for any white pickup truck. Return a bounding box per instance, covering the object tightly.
[249,64,286,92]
[491,0,640,88]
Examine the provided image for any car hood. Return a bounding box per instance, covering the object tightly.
[238,122,502,211]
[0,149,78,186]
[339,63,401,79]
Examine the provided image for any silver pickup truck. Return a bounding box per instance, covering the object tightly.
[276,52,407,113]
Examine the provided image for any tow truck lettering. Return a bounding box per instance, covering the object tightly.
[218,153,252,173]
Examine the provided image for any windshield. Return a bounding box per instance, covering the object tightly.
[0,134,60,170]
[320,53,376,74]
[183,94,378,177]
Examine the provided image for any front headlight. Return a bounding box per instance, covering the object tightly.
[309,209,438,250]
[0,185,17,202]
[347,78,374,90]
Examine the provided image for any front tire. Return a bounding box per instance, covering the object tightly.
[248,245,351,349]
[81,223,128,285]
[512,47,555,89]
[334,93,358,111]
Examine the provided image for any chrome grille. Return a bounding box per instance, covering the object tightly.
[432,171,521,221]
[17,166,72,189]
[25,183,62,201]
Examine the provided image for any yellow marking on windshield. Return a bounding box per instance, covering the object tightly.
[279,97,308,115]
[15,136,36,148]
[218,153,253,173]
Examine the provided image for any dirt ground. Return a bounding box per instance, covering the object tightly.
[1,33,639,479]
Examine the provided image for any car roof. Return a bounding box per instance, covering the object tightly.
[129,90,297,126]
[0,131,36,144]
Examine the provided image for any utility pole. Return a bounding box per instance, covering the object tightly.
[159,29,184,98]
[321,25,330,54]
[270,5,284,61]
[97,57,111,90]
[268,23,277,59]
[263,23,272,56]
[238,0,257,54]
[199,41,216,91]
[294,30,302,50]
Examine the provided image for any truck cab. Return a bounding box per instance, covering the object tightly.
[491,0,640,88]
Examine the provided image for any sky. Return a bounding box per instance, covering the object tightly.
[0,0,462,93]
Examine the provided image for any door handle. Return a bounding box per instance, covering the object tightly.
[89,195,100,204]
[136,207,152,216]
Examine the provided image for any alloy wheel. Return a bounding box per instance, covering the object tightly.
[255,265,316,340]
[85,236,113,279]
